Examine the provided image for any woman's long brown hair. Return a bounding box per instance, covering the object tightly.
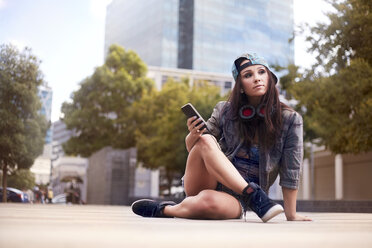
[225,68,291,151]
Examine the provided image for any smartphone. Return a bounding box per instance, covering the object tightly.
[181,103,209,132]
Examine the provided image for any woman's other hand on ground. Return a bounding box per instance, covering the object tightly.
[286,213,312,221]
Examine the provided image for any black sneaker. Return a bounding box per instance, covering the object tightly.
[240,183,284,222]
[131,199,176,218]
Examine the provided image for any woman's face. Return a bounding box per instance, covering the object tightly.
[239,61,269,103]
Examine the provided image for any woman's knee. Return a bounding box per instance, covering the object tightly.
[194,134,220,151]
[194,190,221,214]
[186,190,241,219]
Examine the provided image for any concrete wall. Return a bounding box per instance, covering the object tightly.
[87,147,136,205]
[310,150,372,200]
[314,151,335,200]
[87,147,109,204]
[343,152,372,200]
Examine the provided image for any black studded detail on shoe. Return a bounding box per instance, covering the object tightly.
[131,199,176,218]
[239,183,284,222]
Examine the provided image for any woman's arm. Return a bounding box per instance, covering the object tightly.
[185,132,199,152]
[282,187,312,221]
[185,117,207,152]
[279,112,311,221]
[186,101,225,152]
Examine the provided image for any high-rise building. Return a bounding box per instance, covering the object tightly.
[30,84,53,185]
[38,84,53,144]
[51,120,74,158]
[105,0,294,74]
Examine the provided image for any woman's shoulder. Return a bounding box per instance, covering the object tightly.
[215,100,229,108]
[281,104,303,123]
[213,101,230,113]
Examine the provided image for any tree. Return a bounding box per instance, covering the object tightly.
[7,169,35,190]
[0,44,47,202]
[134,79,224,194]
[291,59,372,154]
[287,0,372,154]
[306,0,372,75]
[61,44,153,157]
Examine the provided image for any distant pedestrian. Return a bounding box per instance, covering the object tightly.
[26,189,34,203]
[34,186,43,204]
[132,53,312,222]
[47,188,53,203]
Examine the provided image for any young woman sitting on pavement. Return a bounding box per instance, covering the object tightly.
[131,53,312,222]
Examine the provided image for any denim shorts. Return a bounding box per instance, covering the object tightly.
[231,156,259,185]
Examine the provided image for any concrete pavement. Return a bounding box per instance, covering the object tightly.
[1,203,372,248]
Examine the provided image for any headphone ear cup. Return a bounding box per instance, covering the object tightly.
[257,104,265,118]
[239,105,255,120]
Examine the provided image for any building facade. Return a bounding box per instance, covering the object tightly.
[51,120,74,158]
[105,0,179,68]
[38,84,53,144]
[30,84,53,185]
[147,65,234,95]
[105,0,294,74]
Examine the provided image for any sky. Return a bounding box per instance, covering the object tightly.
[0,0,333,122]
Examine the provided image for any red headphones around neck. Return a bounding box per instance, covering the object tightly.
[239,104,266,120]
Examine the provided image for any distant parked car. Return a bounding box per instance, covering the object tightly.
[52,193,67,204]
[0,187,29,203]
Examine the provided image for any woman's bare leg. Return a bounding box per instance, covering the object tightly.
[184,134,248,196]
[164,189,241,219]
[161,134,249,219]
[133,133,282,221]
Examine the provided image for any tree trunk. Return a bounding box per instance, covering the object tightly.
[2,164,7,203]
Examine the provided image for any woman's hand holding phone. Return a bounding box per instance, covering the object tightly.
[187,116,207,137]
[182,103,209,151]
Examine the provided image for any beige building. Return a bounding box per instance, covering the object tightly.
[147,66,234,96]
[30,143,52,185]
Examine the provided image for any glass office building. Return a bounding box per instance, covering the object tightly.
[38,84,53,144]
[105,0,294,74]
[105,0,179,68]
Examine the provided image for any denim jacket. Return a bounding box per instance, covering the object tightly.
[206,101,303,192]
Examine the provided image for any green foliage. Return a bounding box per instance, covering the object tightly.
[281,0,372,154]
[0,44,47,167]
[291,59,372,154]
[134,79,189,173]
[134,79,225,186]
[61,44,154,157]
[273,64,302,100]
[7,169,35,190]
[0,44,47,201]
[306,0,372,75]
